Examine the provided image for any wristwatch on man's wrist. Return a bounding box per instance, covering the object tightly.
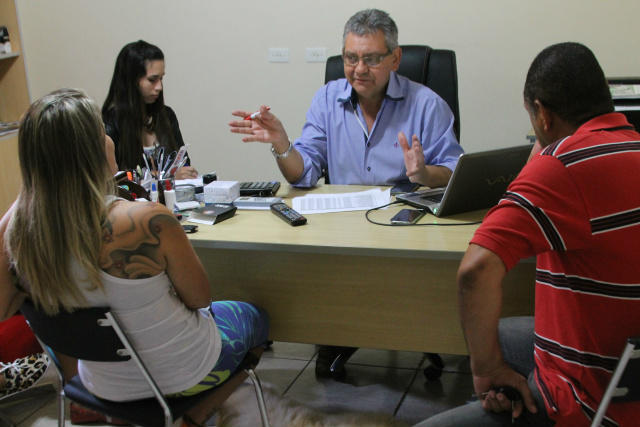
[270,139,293,159]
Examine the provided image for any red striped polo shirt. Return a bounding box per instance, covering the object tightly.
[471,113,640,427]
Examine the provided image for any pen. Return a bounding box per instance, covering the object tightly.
[481,387,521,424]
[244,106,270,120]
[162,151,177,176]
[166,145,188,173]
[142,153,151,173]
[168,157,188,179]
[174,157,188,174]
[149,155,157,177]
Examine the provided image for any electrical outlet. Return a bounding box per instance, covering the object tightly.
[269,48,289,63]
[305,47,327,62]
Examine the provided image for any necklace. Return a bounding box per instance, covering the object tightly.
[144,116,154,131]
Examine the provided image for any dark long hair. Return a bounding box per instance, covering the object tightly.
[102,40,177,170]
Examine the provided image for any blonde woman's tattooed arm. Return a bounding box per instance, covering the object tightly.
[100,201,210,309]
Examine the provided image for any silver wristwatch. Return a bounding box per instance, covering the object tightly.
[270,139,293,159]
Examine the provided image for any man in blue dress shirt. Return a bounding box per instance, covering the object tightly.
[230,8,463,189]
[229,8,464,379]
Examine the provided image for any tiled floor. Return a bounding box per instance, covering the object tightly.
[0,343,475,427]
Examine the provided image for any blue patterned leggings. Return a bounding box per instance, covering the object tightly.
[171,301,269,397]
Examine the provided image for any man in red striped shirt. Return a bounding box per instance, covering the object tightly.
[414,42,640,427]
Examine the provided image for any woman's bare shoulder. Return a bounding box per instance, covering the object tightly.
[100,201,181,278]
[109,200,175,219]
[106,200,180,237]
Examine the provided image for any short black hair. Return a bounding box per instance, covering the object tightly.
[523,42,614,127]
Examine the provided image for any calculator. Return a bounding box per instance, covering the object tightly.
[239,181,281,197]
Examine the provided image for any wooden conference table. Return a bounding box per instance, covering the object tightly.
[188,184,535,355]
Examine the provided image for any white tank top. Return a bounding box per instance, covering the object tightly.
[75,264,221,401]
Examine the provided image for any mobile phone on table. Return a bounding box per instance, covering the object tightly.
[390,208,426,225]
[391,181,420,195]
[182,224,198,233]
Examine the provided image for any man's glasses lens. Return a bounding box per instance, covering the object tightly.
[343,51,391,67]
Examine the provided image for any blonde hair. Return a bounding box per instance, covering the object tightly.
[6,88,116,314]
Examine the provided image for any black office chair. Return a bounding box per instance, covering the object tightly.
[590,337,640,427]
[321,45,459,381]
[20,300,270,427]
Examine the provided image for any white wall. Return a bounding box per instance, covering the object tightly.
[15,0,640,181]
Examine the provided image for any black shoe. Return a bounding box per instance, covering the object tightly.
[315,358,333,378]
[315,345,339,378]
[315,346,357,380]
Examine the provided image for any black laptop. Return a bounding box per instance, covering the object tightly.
[396,144,532,217]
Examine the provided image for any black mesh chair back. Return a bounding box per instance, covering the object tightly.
[20,304,128,362]
[20,300,270,427]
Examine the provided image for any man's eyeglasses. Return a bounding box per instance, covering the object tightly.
[342,50,392,67]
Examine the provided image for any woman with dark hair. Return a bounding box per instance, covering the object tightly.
[2,88,269,427]
[103,40,198,179]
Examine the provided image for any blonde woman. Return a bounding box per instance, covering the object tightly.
[1,88,268,427]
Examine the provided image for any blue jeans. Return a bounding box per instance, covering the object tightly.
[413,317,555,427]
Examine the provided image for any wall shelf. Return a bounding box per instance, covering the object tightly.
[0,52,19,60]
[0,0,30,214]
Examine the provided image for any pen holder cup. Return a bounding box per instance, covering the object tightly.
[157,179,175,205]
[116,180,150,202]
[175,184,196,202]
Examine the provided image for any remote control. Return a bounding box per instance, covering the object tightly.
[233,196,282,209]
[270,203,307,226]
[494,386,521,401]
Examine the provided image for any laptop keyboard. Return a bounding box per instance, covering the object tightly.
[421,193,444,203]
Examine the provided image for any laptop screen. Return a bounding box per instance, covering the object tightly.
[396,144,532,217]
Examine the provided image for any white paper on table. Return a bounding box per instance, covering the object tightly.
[187,218,214,225]
[292,188,391,214]
[175,177,204,187]
[174,201,201,211]
[234,206,272,210]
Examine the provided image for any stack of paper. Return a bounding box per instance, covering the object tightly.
[292,188,391,214]
[610,84,640,99]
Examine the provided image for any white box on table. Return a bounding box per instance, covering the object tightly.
[203,181,240,204]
